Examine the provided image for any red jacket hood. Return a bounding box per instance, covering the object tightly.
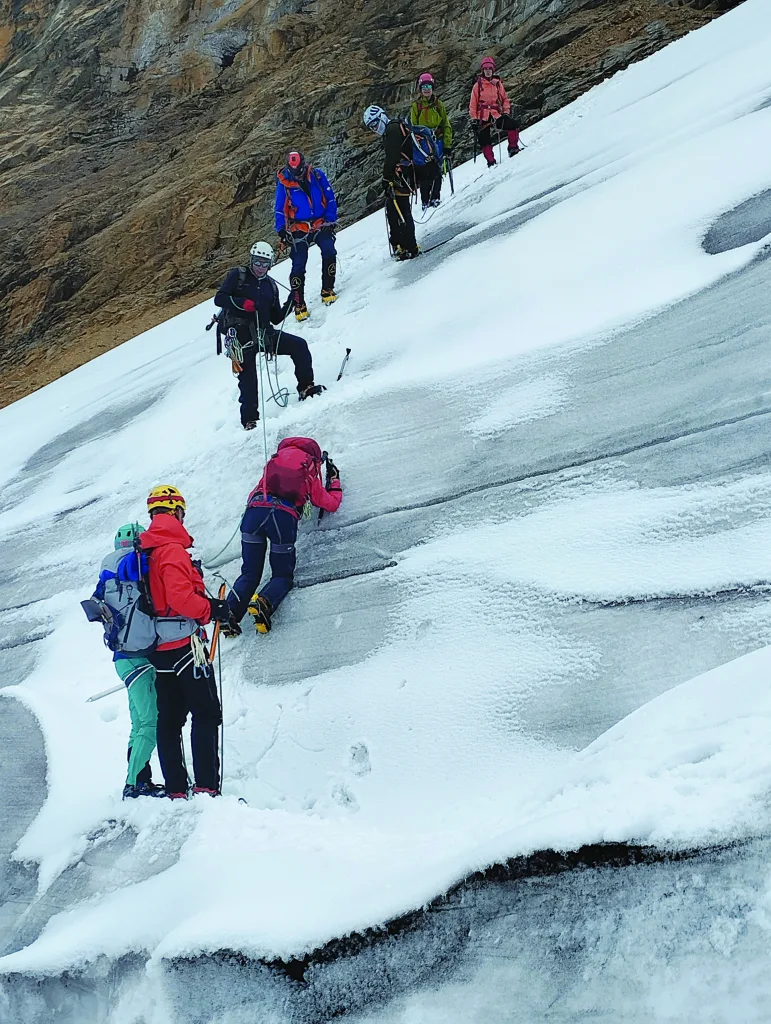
[139,515,195,551]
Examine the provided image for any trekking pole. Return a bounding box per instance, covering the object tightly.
[337,348,351,381]
[85,682,124,703]
[208,582,227,794]
[209,582,227,662]
[384,204,394,258]
[446,154,455,195]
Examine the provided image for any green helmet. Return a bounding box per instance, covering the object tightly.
[114,522,145,550]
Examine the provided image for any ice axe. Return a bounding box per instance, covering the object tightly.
[318,451,339,524]
[337,348,351,381]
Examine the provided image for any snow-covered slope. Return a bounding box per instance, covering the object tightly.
[3,0,771,1016]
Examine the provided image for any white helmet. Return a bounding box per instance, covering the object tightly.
[249,241,274,266]
[363,105,388,136]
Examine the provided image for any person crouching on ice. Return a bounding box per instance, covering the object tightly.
[225,438,342,634]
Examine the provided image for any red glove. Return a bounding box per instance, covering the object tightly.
[242,299,256,313]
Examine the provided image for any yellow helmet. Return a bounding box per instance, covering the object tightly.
[147,484,186,513]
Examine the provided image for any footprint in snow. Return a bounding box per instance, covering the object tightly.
[349,741,371,776]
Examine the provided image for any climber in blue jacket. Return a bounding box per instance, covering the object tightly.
[275,150,339,321]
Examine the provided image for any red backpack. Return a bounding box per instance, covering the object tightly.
[262,437,322,505]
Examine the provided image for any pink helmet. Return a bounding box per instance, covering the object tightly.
[418,72,434,87]
[480,56,496,71]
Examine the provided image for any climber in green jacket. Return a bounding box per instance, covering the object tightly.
[409,72,453,209]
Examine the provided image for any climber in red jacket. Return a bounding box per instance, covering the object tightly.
[140,485,234,799]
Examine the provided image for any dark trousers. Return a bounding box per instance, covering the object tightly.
[386,193,418,254]
[236,329,314,423]
[228,504,299,621]
[150,642,222,794]
[289,230,337,304]
[416,162,442,205]
[478,114,520,149]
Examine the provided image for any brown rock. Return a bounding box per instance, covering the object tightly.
[0,0,744,406]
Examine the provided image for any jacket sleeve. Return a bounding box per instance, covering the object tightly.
[214,268,239,309]
[439,101,453,148]
[499,81,511,115]
[318,170,338,222]
[409,101,419,124]
[158,547,212,623]
[383,122,403,181]
[469,82,480,120]
[274,178,287,233]
[268,280,285,324]
[309,474,342,514]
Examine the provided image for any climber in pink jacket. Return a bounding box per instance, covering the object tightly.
[469,56,521,167]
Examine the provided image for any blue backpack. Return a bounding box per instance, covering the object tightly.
[81,548,157,656]
[399,120,441,167]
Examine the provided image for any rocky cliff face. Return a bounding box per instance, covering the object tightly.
[0,0,741,404]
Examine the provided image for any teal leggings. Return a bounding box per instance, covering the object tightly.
[114,658,158,786]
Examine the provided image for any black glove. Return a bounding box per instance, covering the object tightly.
[280,295,295,318]
[381,178,393,195]
[321,222,337,236]
[327,459,340,481]
[471,119,480,133]
[209,598,232,624]
[278,229,292,245]
[221,616,242,638]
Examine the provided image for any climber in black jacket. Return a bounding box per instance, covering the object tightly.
[363,105,420,260]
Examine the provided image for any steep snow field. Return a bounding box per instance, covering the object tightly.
[3,1,771,1019]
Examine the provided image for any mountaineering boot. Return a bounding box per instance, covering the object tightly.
[123,781,165,799]
[430,199,441,208]
[166,791,188,800]
[243,420,258,431]
[290,273,308,321]
[508,144,521,157]
[396,247,420,261]
[192,786,219,797]
[248,593,272,634]
[298,382,326,400]
[422,202,430,212]
[320,288,337,305]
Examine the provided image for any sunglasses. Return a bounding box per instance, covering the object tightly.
[252,259,272,268]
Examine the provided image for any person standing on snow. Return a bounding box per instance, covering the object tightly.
[275,151,339,321]
[409,73,453,209]
[225,438,342,634]
[469,56,521,167]
[363,105,420,261]
[90,523,164,800]
[140,485,234,799]
[214,241,324,430]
